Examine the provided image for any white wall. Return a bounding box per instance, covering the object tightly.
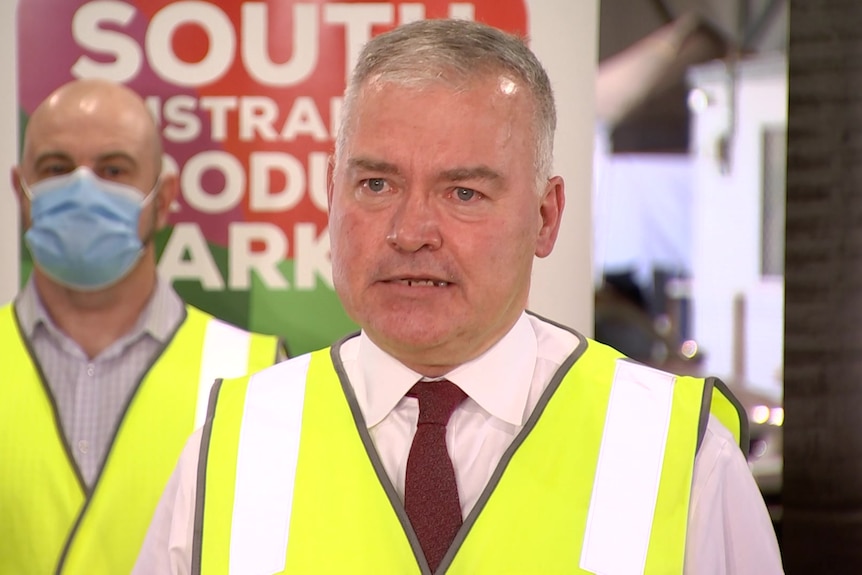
[528,2,598,335]
[688,53,787,399]
[0,1,597,334]
[0,2,19,305]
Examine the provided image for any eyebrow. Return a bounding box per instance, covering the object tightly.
[439,165,503,183]
[99,151,136,161]
[95,152,139,168]
[33,151,74,169]
[347,157,503,184]
[33,150,139,169]
[347,157,401,176]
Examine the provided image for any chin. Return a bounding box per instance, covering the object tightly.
[371,320,451,353]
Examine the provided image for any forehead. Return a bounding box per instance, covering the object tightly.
[23,99,154,168]
[341,74,535,165]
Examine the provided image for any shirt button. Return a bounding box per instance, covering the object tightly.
[77,440,89,454]
[86,364,95,377]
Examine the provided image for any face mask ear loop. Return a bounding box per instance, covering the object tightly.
[139,177,163,246]
[140,176,160,208]
[19,177,34,201]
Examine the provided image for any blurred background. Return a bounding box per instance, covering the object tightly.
[592,0,787,543]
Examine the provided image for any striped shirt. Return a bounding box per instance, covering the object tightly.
[14,276,185,488]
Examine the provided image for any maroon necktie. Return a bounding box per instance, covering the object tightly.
[405,380,468,573]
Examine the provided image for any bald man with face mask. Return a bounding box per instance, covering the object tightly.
[0,78,286,575]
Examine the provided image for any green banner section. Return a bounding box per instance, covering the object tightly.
[155,228,357,356]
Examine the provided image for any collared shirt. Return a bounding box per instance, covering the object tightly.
[133,312,784,575]
[15,276,185,487]
[349,313,574,516]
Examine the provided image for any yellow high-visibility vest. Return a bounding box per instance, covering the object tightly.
[0,303,282,575]
[196,329,746,574]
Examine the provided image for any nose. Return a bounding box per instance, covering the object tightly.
[386,191,442,252]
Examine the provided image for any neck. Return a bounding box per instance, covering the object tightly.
[34,257,157,359]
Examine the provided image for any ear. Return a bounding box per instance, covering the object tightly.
[10,166,25,203]
[326,154,335,213]
[154,171,179,229]
[10,166,32,227]
[535,175,565,258]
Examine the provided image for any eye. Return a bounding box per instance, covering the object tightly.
[98,165,128,180]
[453,187,480,202]
[363,178,390,193]
[39,163,73,178]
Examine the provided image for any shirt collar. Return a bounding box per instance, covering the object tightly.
[358,312,537,428]
[14,277,43,339]
[143,277,186,342]
[14,275,184,346]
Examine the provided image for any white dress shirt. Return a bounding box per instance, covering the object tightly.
[133,312,783,574]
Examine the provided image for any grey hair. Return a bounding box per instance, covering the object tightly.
[335,19,556,187]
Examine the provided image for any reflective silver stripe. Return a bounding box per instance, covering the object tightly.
[195,319,253,430]
[580,361,675,575]
[230,353,311,575]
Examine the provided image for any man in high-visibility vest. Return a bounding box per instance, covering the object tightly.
[134,19,783,575]
[0,78,285,575]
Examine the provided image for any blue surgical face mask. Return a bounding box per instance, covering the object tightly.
[22,167,158,291]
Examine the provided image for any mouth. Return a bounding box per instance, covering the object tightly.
[388,278,451,287]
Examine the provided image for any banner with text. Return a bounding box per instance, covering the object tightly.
[17,0,528,354]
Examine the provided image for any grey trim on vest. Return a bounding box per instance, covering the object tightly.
[438,311,589,574]
[90,305,190,491]
[331,322,591,575]
[697,377,716,454]
[23,305,190,575]
[190,377,226,575]
[11,306,87,495]
[328,332,435,575]
[711,377,750,454]
[275,337,290,361]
